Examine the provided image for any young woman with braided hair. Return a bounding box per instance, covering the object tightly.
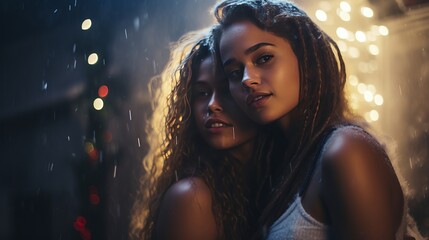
[213,0,424,239]
[130,28,275,240]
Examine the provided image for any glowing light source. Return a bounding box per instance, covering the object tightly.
[315,9,328,21]
[88,53,98,65]
[93,98,104,110]
[379,25,389,36]
[340,1,351,12]
[337,40,348,52]
[349,75,359,86]
[338,11,351,21]
[348,47,360,58]
[357,83,367,94]
[370,110,379,121]
[374,94,384,105]
[368,44,379,55]
[336,27,349,39]
[364,91,374,102]
[367,84,376,93]
[361,7,374,18]
[81,19,92,30]
[355,31,367,42]
[98,85,109,98]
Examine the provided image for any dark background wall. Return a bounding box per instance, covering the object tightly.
[1,0,428,239]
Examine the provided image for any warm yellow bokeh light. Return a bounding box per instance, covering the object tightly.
[337,40,348,52]
[81,19,92,30]
[348,47,360,58]
[364,91,374,102]
[88,53,99,65]
[339,11,351,21]
[379,25,389,36]
[336,27,349,39]
[340,1,351,12]
[357,83,367,94]
[360,7,374,18]
[315,9,328,21]
[93,98,104,110]
[369,44,379,55]
[355,31,367,42]
[374,94,384,105]
[349,75,359,86]
[370,110,379,121]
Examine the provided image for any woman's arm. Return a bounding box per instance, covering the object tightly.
[321,127,404,240]
[155,177,218,240]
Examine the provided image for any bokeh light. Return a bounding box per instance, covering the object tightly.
[93,98,104,110]
[98,85,109,98]
[88,53,98,65]
[315,9,328,21]
[81,19,92,30]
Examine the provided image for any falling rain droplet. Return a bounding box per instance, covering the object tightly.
[113,165,117,178]
[409,157,413,169]
[232,126,236,140]
[42,81,48,90]
[137,138,141,147]
[53,9,58,14]
[124,29,128,39]
[175,136,178,145]
[67,136,70,141]
[175,170,179,182]
[129,109,132,120]
[153,60,157,74]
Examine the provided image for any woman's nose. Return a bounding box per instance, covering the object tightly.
[241,67,260,89]
[208,92,223,113]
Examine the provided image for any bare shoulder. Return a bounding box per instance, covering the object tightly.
[163,177,213,208]
[321,126,404,239]
[156,177,217,240]
[322,126,393,174]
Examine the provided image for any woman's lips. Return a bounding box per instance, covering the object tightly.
[246,92,272,107]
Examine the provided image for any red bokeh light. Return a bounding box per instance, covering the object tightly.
[98,85,109,98]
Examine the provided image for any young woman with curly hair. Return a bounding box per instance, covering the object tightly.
[212,0,425,239]
[130,28,272,240]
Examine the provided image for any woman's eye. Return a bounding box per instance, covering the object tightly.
[193,88,210,97]
[227,69,243,82]
[256,55,273,65]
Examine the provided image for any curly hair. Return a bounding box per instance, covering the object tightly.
[130,27,272,240]
[212,0,359,234]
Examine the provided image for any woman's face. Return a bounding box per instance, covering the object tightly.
[192,56,257,157]
[219,21,300,126]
